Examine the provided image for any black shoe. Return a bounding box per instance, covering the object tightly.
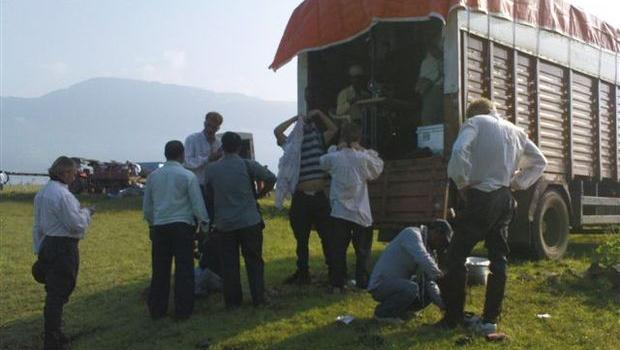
[433,317,459,330]
[283,269,311,285]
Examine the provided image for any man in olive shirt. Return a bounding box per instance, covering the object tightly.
[143,140,209,320]
[205,132,276,308]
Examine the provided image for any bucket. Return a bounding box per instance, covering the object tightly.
[466,256,490,286]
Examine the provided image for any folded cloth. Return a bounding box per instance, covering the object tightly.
[275,117,305,208]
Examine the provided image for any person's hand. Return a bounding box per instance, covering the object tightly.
[308,109,321,118]
[86,205,96,215]
[209,148,223,161]
[350,142,364,151]
[337,142,347,150]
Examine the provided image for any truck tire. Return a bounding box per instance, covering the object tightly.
[532,190,569,260]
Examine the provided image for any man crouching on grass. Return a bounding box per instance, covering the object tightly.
[367,221,452,324]
[32,156,95,350]
[143,140,209,320]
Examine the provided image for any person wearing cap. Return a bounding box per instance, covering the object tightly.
[336,64,371,124]
[205,132,276,308]
[439,98,547,335]
[320,122,384,292]
[143,140,209,320]
[367,221,452,324]
[32,156,95,349]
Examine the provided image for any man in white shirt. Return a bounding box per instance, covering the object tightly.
[439,98,547,334]
[143,140,209,320]
[32,156,94,350]
[184,111,223,276]
[320,122,383,291]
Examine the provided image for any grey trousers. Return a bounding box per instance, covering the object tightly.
[370,278,425,318]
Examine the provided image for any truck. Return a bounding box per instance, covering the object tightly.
[271,0,620,259]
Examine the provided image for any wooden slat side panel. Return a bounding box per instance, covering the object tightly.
[466,36,489,103]
[617,86,620,181]
[600,82,614,179]
[571,73,597,177]
[516,54,537,139]
[492,45,514,119]
[538,61,569,174]
[369,158,448,225]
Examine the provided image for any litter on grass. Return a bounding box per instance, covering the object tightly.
[536,313,551,319]
[336,315,355,324]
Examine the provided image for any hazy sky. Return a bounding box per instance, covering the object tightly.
[1,0,619,102]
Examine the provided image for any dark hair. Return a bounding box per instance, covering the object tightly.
[48,156,76,182]
[428,219,453,245]
[222,132,242,153]
[339,122,362,145]
[164,140,184,160]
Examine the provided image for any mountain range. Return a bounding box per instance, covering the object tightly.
[1,78,296,178]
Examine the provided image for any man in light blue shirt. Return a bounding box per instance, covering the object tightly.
[143,140,209,320]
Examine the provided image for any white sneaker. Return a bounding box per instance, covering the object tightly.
[374,314,405,325]
[470,320,498,335]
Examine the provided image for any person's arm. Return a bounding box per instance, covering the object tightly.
[188,174,209,225]
[447,121,478,190]
[401,228,442,280]
[336,89,351,116]
[59,193,92,235]
[249,161,277,198]
[425,281,445,310]
[184,135,209,170]
[143,176,154,226]
[360,149,384,181]
[32,201,42,254]
[511,136,548,191]
[319,152,334,173]
[274,116,299,145]
[309,109,338,144]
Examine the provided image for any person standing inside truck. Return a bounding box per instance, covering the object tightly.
[320,122,383,292]
[415,27,444,126]
[274,87,339,285]
[439,98,547,335]
[32,156,95,350]
[184,111,224,277]
[335,64,371,124]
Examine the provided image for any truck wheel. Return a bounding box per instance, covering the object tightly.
[532,190,569,260]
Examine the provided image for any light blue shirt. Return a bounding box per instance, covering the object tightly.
[143,161,209,227]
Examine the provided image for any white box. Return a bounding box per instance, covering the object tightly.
[416,124,444,154]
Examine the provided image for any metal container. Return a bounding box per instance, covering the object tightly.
[466,257,490,286]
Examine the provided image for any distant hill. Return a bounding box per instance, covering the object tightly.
[1,78,296,177]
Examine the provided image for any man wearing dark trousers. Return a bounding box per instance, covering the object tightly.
[33,156,94,350]
[205,132,276,308]
[439,98,547,334]
[143,140,209,320]
[273,89,338,284]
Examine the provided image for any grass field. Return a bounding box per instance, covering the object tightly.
[1,185,619,350]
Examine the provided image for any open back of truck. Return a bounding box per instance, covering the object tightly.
[271,0,620,258]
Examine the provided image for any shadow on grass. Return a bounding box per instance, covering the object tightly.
[0,254,343,350]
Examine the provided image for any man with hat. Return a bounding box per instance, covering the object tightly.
[367,220,452,324]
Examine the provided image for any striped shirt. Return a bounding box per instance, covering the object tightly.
[298,129,328,184]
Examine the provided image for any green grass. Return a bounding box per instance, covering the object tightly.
[1,185,619,349]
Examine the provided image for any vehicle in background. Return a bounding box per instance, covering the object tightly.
[272,0,620,259]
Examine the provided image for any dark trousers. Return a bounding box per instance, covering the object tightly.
[219,224,265,307]
[289,191,332,272]
[200,185,222,276]
[441,187,514,324]
[38,237,79,349]
[370,278,430,318]
[330,218,373,288]
[149,223,195,318]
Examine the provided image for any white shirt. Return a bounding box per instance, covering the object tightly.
[320,147,384,227]
[275,117,305,209]
[32,180,92,254]
[448,113,547,192]
[184,131,222,185]
[143,161,209,227]
[417,53,443,88]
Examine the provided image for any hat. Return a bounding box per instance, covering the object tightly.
[428,219,454,243]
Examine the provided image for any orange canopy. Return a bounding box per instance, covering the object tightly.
[270,0,620,70]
